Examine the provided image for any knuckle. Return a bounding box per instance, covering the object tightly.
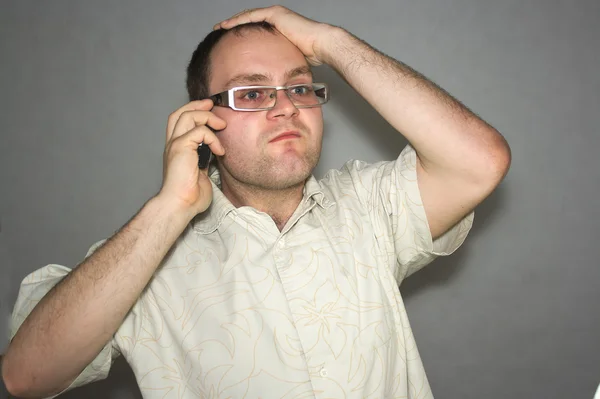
[188,109,209,121]
[167,112,178,124]
[179,110,194,119]
[177,111,199,127]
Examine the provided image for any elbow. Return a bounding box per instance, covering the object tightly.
[2,352,31,399]
[2,353,24,398]
[1,351,66,399]
[476,131,511,189]
[490,134,512,183]
[469,134,511,198]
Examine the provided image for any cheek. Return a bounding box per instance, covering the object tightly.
[304,109,324,139]
[219,115,258,156]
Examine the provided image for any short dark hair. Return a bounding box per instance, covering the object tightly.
[186,22,277,101]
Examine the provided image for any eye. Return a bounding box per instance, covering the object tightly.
[235,88,269,104]
[291,85,310,95]
[244,90,261,100]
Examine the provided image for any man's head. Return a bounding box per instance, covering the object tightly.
[186,23,324,192]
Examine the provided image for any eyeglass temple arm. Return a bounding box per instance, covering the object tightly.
[209,93,228,107]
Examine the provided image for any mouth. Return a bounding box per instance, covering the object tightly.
[269,131,301,143]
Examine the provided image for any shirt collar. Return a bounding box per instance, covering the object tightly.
[303,174,335,209]
[191,166,335,234]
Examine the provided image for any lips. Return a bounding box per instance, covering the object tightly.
[269,131,301,143]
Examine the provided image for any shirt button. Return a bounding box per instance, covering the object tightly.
[319,367,328,377]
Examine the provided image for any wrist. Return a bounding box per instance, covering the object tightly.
[147,194,197,226]
[314,26,350,66]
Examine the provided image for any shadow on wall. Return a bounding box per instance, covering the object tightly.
[1,221,17,359]
[401,186,507,299]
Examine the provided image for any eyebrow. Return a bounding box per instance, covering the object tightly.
[223,66,313,89]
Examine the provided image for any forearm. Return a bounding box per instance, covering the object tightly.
[320,28,509,179]
[3,195,193,398]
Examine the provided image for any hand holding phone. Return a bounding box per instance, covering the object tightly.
[159,100,226,215]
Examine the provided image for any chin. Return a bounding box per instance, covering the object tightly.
[263,167,312,190]
[221,148,321,190]
[261,153,318,188]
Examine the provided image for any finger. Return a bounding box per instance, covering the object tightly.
[166,99,214,142]
[169,109,227,143]
[168,125,225,156]
[231,8,251,19]
[214,6,274,30]
[213,8,253,30]
[170,110,227,144]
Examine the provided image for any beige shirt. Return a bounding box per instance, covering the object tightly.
[11,145,473,399]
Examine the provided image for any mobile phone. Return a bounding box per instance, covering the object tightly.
[197,143,212,169]
[197,124,219,169]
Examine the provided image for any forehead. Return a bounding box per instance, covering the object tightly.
[209,29,311,93]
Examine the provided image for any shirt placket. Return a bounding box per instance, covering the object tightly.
[272,200,337,397]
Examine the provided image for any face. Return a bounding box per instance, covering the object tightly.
[208,29,324,191]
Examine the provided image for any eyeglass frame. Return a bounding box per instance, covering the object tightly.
[208,83,329,112]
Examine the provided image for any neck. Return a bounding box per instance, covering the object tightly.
[220,172,306,231]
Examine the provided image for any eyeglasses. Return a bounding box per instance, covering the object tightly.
[209,83,329,111]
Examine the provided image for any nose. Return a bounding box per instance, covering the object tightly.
[266,89,299,119]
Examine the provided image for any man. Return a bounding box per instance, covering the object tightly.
[2,6,510,398]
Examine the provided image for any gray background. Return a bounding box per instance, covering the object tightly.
[1,0,599,398]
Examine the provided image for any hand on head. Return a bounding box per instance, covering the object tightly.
[213,6,335,66]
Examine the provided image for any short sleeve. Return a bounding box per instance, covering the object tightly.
[345,145,474,282]
[9,240,118,398]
